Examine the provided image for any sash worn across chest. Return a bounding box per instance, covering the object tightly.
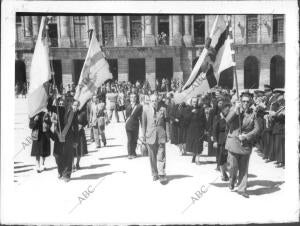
[58,110,75,143]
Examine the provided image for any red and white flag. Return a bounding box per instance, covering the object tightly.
[174,16,235,104]
[74,31,113,109]
[27,17,51,118]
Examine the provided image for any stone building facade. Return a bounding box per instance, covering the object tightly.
[15,14,285,90]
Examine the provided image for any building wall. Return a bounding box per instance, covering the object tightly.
[15,14,285,90]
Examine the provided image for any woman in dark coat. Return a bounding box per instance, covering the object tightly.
[185,97,206,164]
[212,102,231,180]
[169,100,179,145]
[273,108,285,168]
[176,103,189,155]
[74,106,88,170]
[29,111,52,173]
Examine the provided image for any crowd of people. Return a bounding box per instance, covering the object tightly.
[15,82,29,98]
[27,78,285,198]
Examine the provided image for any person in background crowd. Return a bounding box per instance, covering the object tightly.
[106,86,119,123]
[125,93,143,159]
[213,101,231,181]
[142,94,168,184]
[165,93,173,142]
[86,98,94,142]
[208,96,224,160]
[185,97,206,164]
[225,92,260,198]
[117,88,126,121]
[74,104,88,170]
[29,111,52,173]
[90,95,107,148]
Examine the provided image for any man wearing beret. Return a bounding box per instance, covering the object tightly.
[225,92,260,198]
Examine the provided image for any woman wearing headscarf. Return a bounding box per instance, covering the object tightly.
[185,97,206,164]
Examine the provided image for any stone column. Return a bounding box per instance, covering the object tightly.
[31,16,40,40]
[116,16,127,46]
[59,16,71,47]
[146,58,155,90]
[24,16,32,37]
[183,15,192,46]
[144,15,155,46]
[171,15,182,46]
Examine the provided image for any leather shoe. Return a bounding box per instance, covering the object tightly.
[159,175,168,185]
[153,175,159,181]
[265,159,271,163]
[229,183,234,191]
[237,191,249,198]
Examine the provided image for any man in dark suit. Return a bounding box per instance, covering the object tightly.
[225,92,260,198]
[125,93,143,159]
[142,94,168,184]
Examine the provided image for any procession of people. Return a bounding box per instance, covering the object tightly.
[28,78,285,198]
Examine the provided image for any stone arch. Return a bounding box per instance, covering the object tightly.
[270,55,285,88]
[244,56,259,89]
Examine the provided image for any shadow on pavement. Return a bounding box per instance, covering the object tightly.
[167,174,193,182]
[14,168,33,174]
[103,144,123,148]
[210,179,284,196]
[99,155,128,160]
[44,166,57,171]
[247,180,284,196]
[87,149,99,153]
[199,161,216,165]
[71,171,125,180]
[80,163,110,170]
[14,164,35,169]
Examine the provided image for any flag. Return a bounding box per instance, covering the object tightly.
[174,16,235,104]
[74,30,113,109]
[28,17,51,118]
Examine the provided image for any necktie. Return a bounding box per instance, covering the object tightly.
[153,107,157,124]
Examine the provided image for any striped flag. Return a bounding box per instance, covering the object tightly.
[27,17,51,118]
[74,30,113,109]
[174,16,235,104]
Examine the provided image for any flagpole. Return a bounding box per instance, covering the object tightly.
[229,18,242,133]
[45,16,62,136]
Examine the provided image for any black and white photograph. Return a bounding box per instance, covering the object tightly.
[1,0,299,224]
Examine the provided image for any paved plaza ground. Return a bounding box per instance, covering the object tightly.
[8,98,291,224]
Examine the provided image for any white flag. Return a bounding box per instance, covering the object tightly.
[27,17,51,118]
[74,31,113,109]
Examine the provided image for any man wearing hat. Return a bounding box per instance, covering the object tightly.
[225,92,260,198]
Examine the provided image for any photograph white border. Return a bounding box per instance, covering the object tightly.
[1,0,299,224]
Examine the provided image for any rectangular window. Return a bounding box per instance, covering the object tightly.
[16,15,22,23]
[158,15,169,45]
[102,15,114,46]
[246,15,258,44]
[74,16,87,46]
[16,16,22,44]
[194,15,205,45]
[273,15,284,43]
[130,15,142,46]
[48,17,58,47]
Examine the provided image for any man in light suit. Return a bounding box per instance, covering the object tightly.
[142,94,168,184]
[90,95,107,148]
[225,92,260,198]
